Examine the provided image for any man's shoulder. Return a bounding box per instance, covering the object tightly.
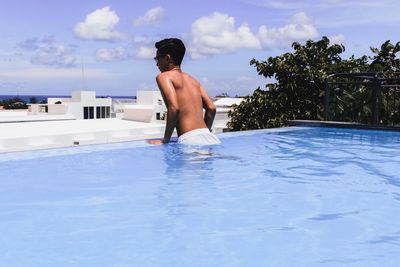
[157,71,197,82]
[156,72,169,80]
[156,70,180,80]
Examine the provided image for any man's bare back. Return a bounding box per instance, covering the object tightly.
[156,70,214,136]
[148,38,219,145]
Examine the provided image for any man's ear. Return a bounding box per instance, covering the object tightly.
[166,54,172,64]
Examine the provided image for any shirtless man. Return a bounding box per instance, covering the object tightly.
[148,38,220,145]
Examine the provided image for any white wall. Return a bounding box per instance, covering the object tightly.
[73,91,95,106]
[95,98,112,106]
[66,103,83,119]
[47,91,112,120]
[123,91,167,122]
[0,110,28,117]
[136,91,164,106]
[48,104,68,115]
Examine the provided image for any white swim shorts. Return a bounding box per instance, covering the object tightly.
[177,128,221,145]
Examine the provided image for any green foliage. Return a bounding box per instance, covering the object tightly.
[329,84,372,124]
[371,40,400,125]
[0,97,28,109]
[229,37,400,130]
[370,40,400,72]
[229,37,367,130]
[330,40,400,125]
[228,87,286,129]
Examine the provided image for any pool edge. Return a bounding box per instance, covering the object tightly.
[288,120,400,132]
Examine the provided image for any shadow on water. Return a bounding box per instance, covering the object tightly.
[365,231,400,245]
[308,210,360,221]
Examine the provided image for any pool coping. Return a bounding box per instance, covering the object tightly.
[288,120,400,132]
[0,127,306,161]
[0,118,166,154]
[2,124,399,162]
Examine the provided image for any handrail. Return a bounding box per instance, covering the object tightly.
[324,72,400,125]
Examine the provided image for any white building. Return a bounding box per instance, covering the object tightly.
[0,92,244,152]
[29,91,112,120]
[123,91,167,123]
[213,97,244,133]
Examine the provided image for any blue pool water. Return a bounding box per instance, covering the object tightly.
[0,127,399,267]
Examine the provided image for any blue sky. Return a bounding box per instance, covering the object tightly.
[0,0,399,97]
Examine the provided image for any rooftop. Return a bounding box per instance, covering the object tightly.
[0,118,166,153]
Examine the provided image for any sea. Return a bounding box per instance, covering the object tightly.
[0,95,136,103]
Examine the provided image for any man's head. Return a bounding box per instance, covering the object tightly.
[155,38,186,67]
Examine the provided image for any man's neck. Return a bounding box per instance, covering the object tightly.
[167,65,181,72]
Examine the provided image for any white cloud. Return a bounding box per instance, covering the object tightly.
[1,52,25,62]
[246,0,385,9]
[189,12,261,58]
[290,12,313,25]
[96,47,128,61]
[0,68,114,79]
[31,47,76,67]
[321,0,386,8]
[16,36,77,67]
[131,36,156,59]
[329,34,345,45]
[17,37,40,51]
[20,37,77,68]
[258,12,319,48]
[133,36,153,43]
[136,46,156,59]
[133,6,165,26]
[237,75,254,82]
[253,1,296,9]
[74,6,124,41]
[189,11,320,58]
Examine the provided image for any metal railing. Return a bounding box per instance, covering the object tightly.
[324,72,400,126]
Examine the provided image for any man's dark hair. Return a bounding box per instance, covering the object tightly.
[155,38,186,65]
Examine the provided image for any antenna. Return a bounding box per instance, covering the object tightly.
[81,56,85,90]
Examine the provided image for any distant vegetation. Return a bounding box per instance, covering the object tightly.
[0,97,28,109]
[228,37,400,130]
[0,97,46,109]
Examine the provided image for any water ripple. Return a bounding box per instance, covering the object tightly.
[308,210,360,221]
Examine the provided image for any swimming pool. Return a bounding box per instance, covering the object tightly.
[0,127,399,266]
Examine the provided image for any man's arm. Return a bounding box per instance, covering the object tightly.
[156,74,179,143]
[199,85,216,131]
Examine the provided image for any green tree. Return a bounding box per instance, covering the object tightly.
[369,40,400,125]
[0,97,27,109]
[229,37,367,130]
[370,40,400,72]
